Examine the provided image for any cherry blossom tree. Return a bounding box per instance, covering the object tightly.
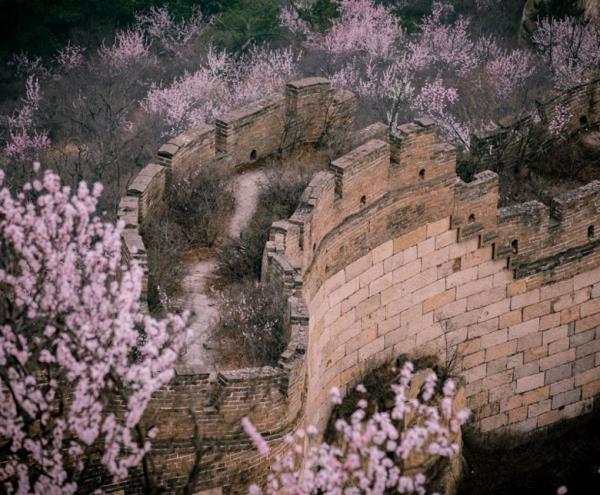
[99,29,151,68]
[532,16,600,86]
[135,6,206,56]
[2,5,211,211]
[242,361,470,494]
[282,0,541,147]
[0,164,187,494]
[315,0,402,59]
[143,46,299,135]
[4,76,50,163]
[485,48,536,100]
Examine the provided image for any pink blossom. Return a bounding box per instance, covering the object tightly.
[143,46,298,135]
[486,49,535,98]
[56,43,85,69]
[313,0,402,59]
[135,6,205,54]
[412,79,469,146]
[548,103,572,138]
[419,2,479,74]
[99,29,150,68]
[533,17,600,85]
[245,362,470,494]
[241,417,270,456]
[3,76,50,161]
[0,164,186,493]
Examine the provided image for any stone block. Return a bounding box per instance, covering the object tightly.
[394,226,426,253]
[516,373,545,393]
[545,363,573,384]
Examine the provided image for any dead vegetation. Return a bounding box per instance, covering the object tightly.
[460,126,600,207]
[212,278,287,368]
[143,162,235,312]
[214,148,328,285]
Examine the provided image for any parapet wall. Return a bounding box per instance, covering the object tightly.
[264,113,600,433]
[471,75,600,169]
[109,78,356,494]
[119,77,357,308]
[110,76,600,494]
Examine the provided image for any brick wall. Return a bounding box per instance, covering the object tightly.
[119,77,353,308]
[265,119,600,433]
[110,76,600,493]
[471,75,600,169]
[109,78,355,493]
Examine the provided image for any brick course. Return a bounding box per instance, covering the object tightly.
[110,76,600,494]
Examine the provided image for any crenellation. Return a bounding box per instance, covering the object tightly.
[118,196,139,229]
[285,77,332,144]
[389,121,441,187]
[471,74,600,169]
[215,95,285,166]
[159,124,215,174]
[330,139,389,207]
[354,121,389,144]
[452,170,499,243]
[107,76,600,494]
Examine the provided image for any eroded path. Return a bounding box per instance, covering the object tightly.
[179,169,266,370]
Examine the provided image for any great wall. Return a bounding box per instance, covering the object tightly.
[107,75,600,494]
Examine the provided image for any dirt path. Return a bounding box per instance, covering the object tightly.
[179,169,266,370]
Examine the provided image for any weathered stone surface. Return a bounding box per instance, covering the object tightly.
[107,76,600,494]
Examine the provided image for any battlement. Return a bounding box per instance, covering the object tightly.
[110,77,600,494]
[471,74,600,168]
[119,78,357,309]
[263,89,600,434]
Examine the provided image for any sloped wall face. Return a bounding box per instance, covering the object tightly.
[267,115,600,434]
[306,219,600,433]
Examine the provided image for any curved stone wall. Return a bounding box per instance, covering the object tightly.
[107,78,356,494]
[105,76,600,493]
[264,105,600,434]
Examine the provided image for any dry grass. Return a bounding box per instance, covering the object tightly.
[212,278,287,368]
[214,148,328,286]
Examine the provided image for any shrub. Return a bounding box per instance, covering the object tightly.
[529,130,600,179]
[167,162,234,248]
[213,278,287,367]
[214,165,312,284]
[143,212,187,313]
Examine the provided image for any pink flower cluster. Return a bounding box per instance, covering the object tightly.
[318,0,403,59]
[143,46,298,135]
[283,0,598,148]
[243,362,470,494]
[99,29,150,68]
[547,103,572,138]
[533,17,600,86]
[135,6,205,55]
[4,76,50,161]
[0,164,186,493]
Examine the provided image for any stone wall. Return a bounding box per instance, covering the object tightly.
[109,78,355,494]
[111,76,600,494]
[471,76,600,170]
[118,162,167,301]
[264,118,600,434]
[120,77,356,308]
